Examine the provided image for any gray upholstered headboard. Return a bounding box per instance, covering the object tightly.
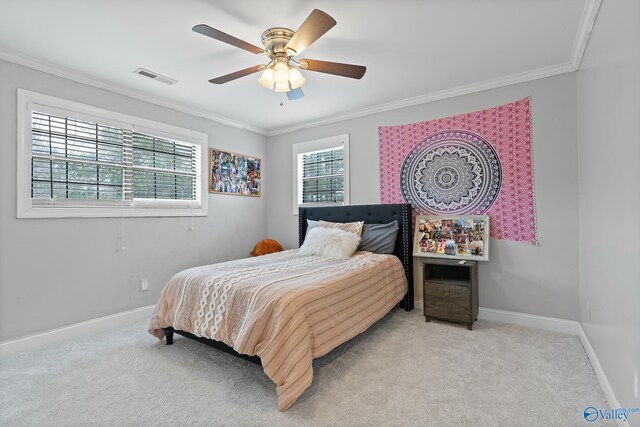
[298,203,414,311]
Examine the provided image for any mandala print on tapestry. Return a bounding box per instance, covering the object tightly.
[401,130,502,215]
[378,97,538,244]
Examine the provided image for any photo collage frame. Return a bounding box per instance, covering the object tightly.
[413,215,490,261]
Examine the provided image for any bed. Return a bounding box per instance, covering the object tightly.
[148,203,414,410]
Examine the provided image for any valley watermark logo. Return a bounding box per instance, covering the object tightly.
[584,406,640,423]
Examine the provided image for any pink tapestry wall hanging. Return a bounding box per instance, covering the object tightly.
[378,97,538,244]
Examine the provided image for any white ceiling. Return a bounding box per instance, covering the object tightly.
[0,0,590,134]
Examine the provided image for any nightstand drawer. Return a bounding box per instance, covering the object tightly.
[447,285,471,321]
[447,284,470,308]
[425,281,445,297]
[424,283,471,322]
[426,281,471,297]
[425,295,445,318]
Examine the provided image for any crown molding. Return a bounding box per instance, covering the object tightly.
[0,48,267,136]
[267,62,576,136]
[570,0,602,70]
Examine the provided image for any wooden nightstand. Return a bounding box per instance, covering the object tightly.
[420,258,479,330]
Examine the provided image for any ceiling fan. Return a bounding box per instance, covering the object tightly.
[193,9,367,100]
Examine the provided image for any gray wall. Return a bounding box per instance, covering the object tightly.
[577,0,640,412]
[267,73,580,320]
[0,60,268,341]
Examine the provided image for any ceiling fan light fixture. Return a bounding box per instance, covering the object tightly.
[195,9,366,98]
[288,67,305,89]
[274,80,290,93]
[258,67,275,89]
[273,61,289,83]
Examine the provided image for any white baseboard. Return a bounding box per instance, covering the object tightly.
[413,300,580,334]
[577,324,625,426]
[0,305,155,356]
[477,307,580,335]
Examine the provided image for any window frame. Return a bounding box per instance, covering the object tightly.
[292,134,350,215]
[17,89,208,218]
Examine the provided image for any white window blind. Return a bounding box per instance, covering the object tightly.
[31,111,198,204]
[18,90,207,218]
[31,111,126,203]
[301,147,344,204]
[292,134,349,214]
[131,132,197,201]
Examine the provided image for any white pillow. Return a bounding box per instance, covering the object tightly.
[298,227,361,259]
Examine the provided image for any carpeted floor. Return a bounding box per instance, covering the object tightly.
[0,308,611,426]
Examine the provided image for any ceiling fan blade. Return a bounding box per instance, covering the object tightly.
[287,87,304,101]
[208,65,264,84]
[193,24,265,55]
[299,59,366,79]
[285,9,336,55]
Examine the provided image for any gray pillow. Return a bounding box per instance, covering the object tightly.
[357,222,399,254]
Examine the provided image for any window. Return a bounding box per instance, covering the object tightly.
[292,134,349,214]
[17,90,207,218]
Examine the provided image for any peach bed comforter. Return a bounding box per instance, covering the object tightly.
[148,249,406,410]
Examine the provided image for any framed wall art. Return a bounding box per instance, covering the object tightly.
[209,148,261,197]
[413,215,490,261]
